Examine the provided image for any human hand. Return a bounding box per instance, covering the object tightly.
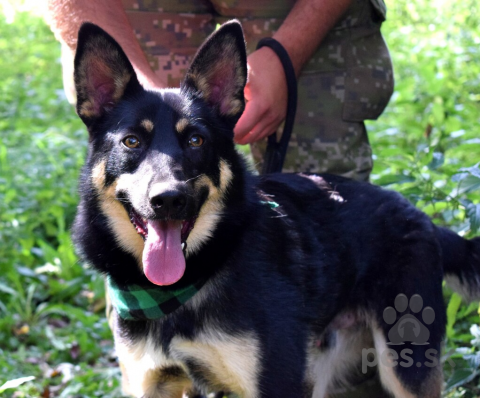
[233,47,288,145]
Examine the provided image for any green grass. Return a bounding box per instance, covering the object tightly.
[0,5,126,398]
[0,0,479,396]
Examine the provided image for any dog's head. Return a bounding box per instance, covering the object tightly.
[73,22,247,286]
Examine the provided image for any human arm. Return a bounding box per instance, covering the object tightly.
[46,0,165,89]
[233,0,353,145]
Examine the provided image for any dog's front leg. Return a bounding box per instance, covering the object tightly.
[255,351,310,398]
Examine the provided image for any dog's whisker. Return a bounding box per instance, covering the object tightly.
[185,174,203,183]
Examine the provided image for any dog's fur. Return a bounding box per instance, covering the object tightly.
[71,21,480,398]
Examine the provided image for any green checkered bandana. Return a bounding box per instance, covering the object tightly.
[107,277,206,321]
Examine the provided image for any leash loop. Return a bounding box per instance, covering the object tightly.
[256,38,298,174]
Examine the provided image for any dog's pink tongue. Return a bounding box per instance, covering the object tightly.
[143,220,185,286]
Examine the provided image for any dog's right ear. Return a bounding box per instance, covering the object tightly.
[181,21,247,130]
[74,23,140,128]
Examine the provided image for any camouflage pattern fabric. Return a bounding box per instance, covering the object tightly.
[121,0,393,181]
[251,0,393,180]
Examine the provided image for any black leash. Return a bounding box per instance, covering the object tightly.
[256,38,298,174]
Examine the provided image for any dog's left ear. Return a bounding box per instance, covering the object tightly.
[181,21,247,129]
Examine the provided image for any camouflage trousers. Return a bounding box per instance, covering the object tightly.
[122,0,394,181]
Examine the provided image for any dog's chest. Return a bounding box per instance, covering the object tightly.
[116,327,261,397]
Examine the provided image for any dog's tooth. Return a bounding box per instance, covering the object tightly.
[181,243,185,250]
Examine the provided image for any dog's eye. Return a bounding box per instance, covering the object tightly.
[189,135,204,148]
[123,136,140,149]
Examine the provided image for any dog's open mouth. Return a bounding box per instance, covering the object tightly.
[129,207,196,286]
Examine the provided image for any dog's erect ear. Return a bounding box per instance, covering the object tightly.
[74,23,140,127]
[181,21,247,128]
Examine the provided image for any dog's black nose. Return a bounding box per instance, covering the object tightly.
[149,184,188,218]
[151,191,186,211]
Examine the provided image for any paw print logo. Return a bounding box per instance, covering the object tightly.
[383,294,435,345]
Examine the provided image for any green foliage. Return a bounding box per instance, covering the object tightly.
[0,0,478,396]
[370,0,480,235]
[0,6,125,398]
[371,1,480,395]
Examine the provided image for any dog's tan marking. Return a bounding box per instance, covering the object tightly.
[91,161,144,266]
[371,324,434,398]
[307,318,373,398]
[141,119,154,133]
[115,321,259,397]
[79,100,95,118]
[219,159,233,192]
[115,333,191,398]
[142,368,191,398]
[91,160,107,191]
[186,159,233,256]
[175,118,189,134]
[170,331,260,397]
[227,98,244,116]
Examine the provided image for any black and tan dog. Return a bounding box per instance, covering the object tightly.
[72,21,480,398]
